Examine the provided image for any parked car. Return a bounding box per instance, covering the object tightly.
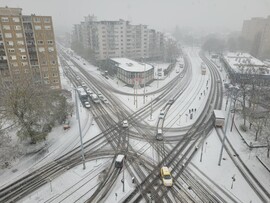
[84,101,91,108]
[86,88,93,96]
[63,120,70,130]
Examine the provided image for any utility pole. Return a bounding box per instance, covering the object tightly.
[74,88,86,169]
[150,97,153,119]
[143,63,146,104]
[122,160,125,192]
[200,130,205,162]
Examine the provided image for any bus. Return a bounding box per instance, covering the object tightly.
[213,110,225,127]
[201,62,206,75]
[115,154,125,168]
[77,86,88,102]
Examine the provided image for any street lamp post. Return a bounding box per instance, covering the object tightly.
[143,63,146,104]
[74,88,86,170]
[218,86,236,166]
[231,175,236,189]
[178,114,181,126]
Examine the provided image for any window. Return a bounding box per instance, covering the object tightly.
[51,60,56,65]
[21,62,28,66]
[17,41,24,45]
[43,73,49,78]
[41,61,47,65]
[47,40,53,45]
[34,17,41,22]
[1,17,9,22]
[19,48,26,53]
[16,33,23,38]
[35,25,41,30]
[10,55,17,60]
[3,25,11,30]
[4,33,12,38]
[44,17,51,23]
[48,47,54,52]
[21,55,27,60]
[52,73,58,77]
[37,40,44,45]
[7,41,14,46]
[8,49,15,53]
[44,25,51,30]
[11,62,18,67]
[38,47,45,52]
[53,79,59,83]
[15,25,22,30]
[13,17,20,22]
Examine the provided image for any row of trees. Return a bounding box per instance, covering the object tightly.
[227,75,270,157]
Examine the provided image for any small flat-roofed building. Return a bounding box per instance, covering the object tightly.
[110,58,154,87]
[222,52,270,85]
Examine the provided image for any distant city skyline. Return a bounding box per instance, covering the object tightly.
[1,0,270,35]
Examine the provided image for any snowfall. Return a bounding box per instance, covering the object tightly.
[0,46,270,203]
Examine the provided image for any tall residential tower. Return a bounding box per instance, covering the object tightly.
[0,7,61,89]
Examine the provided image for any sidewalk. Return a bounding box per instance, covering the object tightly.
[232,114,270,173]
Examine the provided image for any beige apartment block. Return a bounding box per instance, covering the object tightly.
[73,17,165,62]
[241,16,270,59]
[0,7,61,89]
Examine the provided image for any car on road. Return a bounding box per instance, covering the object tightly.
[86,88,93,96]
[102,98,109,104]
[81,82,87,87]
[84,101,91,108]
[122,120,128,128]
[159,110,165,119]
[156,129,163,140]
[168,99,174,105]
[160,166,173,187]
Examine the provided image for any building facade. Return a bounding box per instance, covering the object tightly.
[0,7,61,89]
[241,16,270,59]
[72,16,167,62]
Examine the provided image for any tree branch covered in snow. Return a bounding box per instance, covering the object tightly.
[0,80,73,144]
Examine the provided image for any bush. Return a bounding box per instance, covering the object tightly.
[240,124,248,132]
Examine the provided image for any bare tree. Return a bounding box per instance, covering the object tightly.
[0,80,73,144]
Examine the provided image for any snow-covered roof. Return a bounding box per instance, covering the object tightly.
[213,110,225,119]
[223,52,269,75]
[111,58,153,72]
[116,154,125,162]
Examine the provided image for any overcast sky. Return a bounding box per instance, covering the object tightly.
[2,0,270,34]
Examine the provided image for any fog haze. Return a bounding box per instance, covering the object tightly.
[2,0,270,34]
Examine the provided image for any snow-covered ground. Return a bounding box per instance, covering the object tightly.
[1,46,270,203]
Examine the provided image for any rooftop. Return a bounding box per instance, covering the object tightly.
[111,58,153,72]
[223,52,269,75]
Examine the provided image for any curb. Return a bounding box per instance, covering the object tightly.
[256,156,270,173]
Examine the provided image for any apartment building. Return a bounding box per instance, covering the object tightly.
[72,17,165,62]
[258,16,270,59]
[241,16,270,59]
[0,7,61,89]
